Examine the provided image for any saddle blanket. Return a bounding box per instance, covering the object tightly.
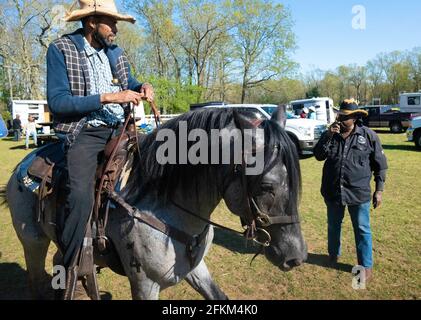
[16,142,65,192]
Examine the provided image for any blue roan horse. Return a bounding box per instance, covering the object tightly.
[6,108,307,300]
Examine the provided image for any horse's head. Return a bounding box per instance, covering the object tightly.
[223,108,307,272]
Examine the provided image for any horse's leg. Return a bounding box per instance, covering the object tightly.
[185,260,228,300]
[7,174,52,299]
[21,235,52,299]
[128,270,161,300]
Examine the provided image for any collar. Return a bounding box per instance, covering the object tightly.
[83,37,103,58]
[353,125,364,136]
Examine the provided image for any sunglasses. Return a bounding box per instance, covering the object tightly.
[337,114,355,122]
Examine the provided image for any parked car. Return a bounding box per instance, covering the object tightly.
[361,105,413,133]
[407,116,421,150]
[195,103,327,155]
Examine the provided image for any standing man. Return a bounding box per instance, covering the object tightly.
[47,0,154,276]
[313,99,388,281]
[12,114,22,141]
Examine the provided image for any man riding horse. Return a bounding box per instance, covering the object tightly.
[46,0,154,283]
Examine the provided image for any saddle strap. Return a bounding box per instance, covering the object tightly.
[37,162,55,223]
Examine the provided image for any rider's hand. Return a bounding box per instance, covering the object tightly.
[139,83,154,102]
[373,191,383,209]
[101,90,142,106]
[328,122,341,138]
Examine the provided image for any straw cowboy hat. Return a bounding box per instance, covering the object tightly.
[338,99,368,117]
[64,0,136,23]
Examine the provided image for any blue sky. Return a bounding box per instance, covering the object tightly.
[117,0,421,73]
[280,0,421,72]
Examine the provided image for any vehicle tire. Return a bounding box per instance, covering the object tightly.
[390,122,403,133]
[414,131,421,150]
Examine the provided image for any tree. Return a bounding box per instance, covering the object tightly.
[366,57,385,104]
[0,0,72,100]
[232,0,297,103]
[179,0,232,96]
[407,47,421,92]
[348,64,367,103]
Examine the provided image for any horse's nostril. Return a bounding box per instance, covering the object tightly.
[286,259,302,268]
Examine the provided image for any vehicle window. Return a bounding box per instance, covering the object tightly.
[369,108,379,116]
[408,96,421,105]
[262,106,277,115]
[292,104,305,116]
[380,106,392,113]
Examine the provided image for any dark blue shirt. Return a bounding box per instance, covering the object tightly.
[313,125,388,206]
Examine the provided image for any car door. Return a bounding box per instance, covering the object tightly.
[368,108,380,127]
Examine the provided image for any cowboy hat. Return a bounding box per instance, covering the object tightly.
[338,99,368,117]
[64,0,136,23]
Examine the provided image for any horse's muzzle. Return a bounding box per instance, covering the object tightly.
[279,258,304,272]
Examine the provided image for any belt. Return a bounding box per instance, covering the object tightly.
[86,123,120,129]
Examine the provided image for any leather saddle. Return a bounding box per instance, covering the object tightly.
[26,128,139,285]
[28,128,138,232]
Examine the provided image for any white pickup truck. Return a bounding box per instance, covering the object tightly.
[201,104,327,155]
[406,116,421,149]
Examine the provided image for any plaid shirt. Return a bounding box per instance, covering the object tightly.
[83,38,124,127]
[47,29,140,145]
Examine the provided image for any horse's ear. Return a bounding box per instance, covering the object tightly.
[233,109,262,130]
[271,104,287,129]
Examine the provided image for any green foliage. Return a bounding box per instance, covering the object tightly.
[140,76,205,113]
[306,87,321,99]
[1,110,11,122]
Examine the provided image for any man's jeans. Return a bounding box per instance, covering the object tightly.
[13,129,21,141]
[326,201,373,268]
[25,130,37,148]
[61,125,114,268]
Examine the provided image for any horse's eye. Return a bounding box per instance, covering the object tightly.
[259,184,275,197]
[261,183,273,191]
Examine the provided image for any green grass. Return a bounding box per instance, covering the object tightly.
[0,131,420,300]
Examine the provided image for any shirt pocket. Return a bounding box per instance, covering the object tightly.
[351,144,370,166]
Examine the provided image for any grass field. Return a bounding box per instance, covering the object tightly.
[0,131,420,300]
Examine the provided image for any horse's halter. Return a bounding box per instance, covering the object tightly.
[234,144,300,247]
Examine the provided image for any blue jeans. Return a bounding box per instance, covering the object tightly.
[25,130,37,148]
[326,201,373,268]
[14,129,21,141]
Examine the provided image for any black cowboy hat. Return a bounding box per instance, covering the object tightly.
[338,99,368,117]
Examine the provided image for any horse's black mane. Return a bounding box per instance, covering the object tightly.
[124,108,301,215]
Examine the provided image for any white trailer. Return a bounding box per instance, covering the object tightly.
[10,100,51,126]
[399,92,421,113]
